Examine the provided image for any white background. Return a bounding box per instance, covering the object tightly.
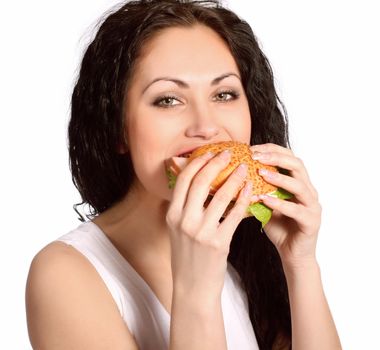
[1,0,379,348]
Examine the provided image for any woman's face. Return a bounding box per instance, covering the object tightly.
[124,25,251,202]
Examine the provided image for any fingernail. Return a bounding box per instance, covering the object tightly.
[201,151,214,159]
[259,168,276,179]
[259,194,276,203]
[243,181,252,197]
[250,194,259,202]
[252,152,269,161]
[236,163,247,176]
[259,168,268,175]
[219,149,231,160]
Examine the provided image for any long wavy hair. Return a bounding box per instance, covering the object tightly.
[68,0,292,348]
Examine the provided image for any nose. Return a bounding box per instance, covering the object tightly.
[184,103,220,139]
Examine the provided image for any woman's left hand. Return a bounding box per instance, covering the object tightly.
[250,143,322,269]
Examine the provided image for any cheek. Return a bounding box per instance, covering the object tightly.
[239,109,251,135]
[225,104,251,143]
[130,150,171,200]
[127,119,173,200]
[241,102,252,141]
[129,116,158,148]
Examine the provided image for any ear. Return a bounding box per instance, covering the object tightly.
[117,130,129,154]
[117,142,128,154]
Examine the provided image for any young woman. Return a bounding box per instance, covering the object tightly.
[25,1,342,349]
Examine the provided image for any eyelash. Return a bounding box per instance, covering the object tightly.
[152,89,240,108]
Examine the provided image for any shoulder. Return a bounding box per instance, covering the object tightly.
[27,241,98,290]
[26,241,139,349]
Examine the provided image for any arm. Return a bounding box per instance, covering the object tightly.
[283,260,342,350]
[169,289,227,350]
[25,242,139,350]
[250,143,342,349]
[165,149,255,349]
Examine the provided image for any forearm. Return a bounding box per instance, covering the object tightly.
[169,290,227,350]
[283,260,342,350]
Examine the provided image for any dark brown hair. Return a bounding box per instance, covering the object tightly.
[69,0,291,348]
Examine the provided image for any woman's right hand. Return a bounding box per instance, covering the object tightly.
[165,149,253,303]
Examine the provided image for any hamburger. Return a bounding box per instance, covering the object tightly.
[165,141,292,227]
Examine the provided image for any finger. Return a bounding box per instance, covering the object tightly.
[250,143,293,157]
[183,150,233,217]
[252,152,303,176]
[202,163,249,225]
[251,151,318,200]
[217,180,254,245]
[258,168,313,206]
[169,151,215,214]
[258,194,321,233]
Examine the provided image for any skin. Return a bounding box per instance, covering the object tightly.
[94,24,341,349]
[94,24,251,262]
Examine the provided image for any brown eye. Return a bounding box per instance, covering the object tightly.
[217,93,229,101]
[153,95,181,108]
[214,90,239,102]
[161,97,175,106]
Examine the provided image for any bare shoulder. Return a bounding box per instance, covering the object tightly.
[25,241,139,350]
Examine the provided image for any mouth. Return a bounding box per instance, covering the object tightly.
[177,152,192,158]
[175,146,203,158]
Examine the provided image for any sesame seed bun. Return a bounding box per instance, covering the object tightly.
[187,140,278,199]
[165,141,292,226]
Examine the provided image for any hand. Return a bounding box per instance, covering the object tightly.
[166,150,252,300]
[250,143,322,269]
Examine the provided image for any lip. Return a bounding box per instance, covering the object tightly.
[175,140,233,157]
[175,145,207,157]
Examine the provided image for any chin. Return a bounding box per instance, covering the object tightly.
[138,173,173,203]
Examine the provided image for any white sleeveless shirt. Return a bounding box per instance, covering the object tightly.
[56,221,259,350]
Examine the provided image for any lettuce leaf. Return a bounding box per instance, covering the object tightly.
[246,202,273,227]
[247,188,294,227]
[270,187,293,200]
[166,169,177,189]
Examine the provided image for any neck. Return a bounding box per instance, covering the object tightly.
[92,182,172,264]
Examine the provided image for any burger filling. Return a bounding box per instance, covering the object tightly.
[178,152,192,158]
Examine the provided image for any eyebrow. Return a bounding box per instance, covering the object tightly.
[142,72,241,94]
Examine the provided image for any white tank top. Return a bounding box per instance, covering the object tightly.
[56,221,259,350]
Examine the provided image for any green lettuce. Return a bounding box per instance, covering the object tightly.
[246,188,293,227]
[166,169,177,189]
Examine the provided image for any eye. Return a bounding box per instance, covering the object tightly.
[214,90,240,102]
[153,95,181,108]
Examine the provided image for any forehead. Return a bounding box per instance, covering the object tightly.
[132,25,240,82]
